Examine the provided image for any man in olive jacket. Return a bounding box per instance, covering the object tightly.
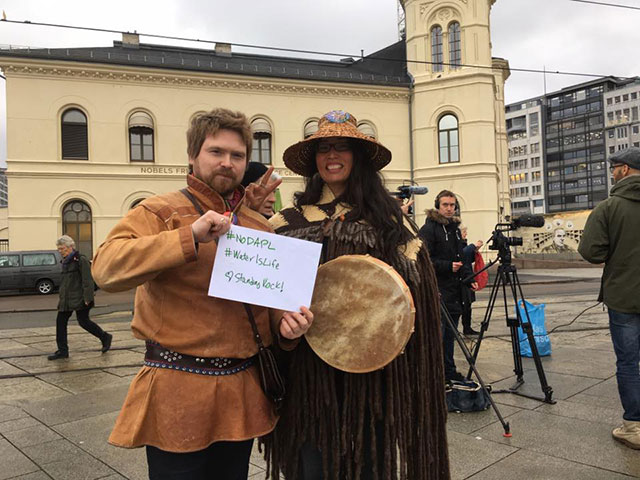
[48,235,112,360]
[578,147,640,450]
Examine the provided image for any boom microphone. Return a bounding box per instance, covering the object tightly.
[511,214,545,229]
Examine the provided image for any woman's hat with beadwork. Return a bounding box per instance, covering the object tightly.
[283,110,392,176]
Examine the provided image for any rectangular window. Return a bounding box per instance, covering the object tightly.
[608,130,614,138]
[623,94,629,102]
[633,126,639,134]
[607,98,613,105]
[0,255,20,267]
[23,254,56,266]
[632,92,638,100]
[615,96,621,103]
[633,107,639,121]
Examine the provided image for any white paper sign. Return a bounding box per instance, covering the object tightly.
[208,225,322,312]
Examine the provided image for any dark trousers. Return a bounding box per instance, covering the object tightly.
[442,311,461,378]
[146,440,254,480]
[298,423,384,479]
[461,305,472,331]
[55,308,106,353]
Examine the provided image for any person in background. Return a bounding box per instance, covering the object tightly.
[578,147,640,450]
[48,235,112,360]
[460,225,483,336]
[419,191,477,382]
[242,161,280,218]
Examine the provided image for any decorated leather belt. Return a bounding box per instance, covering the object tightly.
[144,341,255,376]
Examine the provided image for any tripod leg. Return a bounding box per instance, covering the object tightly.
[441,302,511,436]
[513,270,555,404]
[466,271,502,378]
[504,271,525,384]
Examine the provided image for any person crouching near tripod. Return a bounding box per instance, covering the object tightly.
[578,147,640,450]
[419,190,478,382]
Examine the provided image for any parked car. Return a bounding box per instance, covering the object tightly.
[0,250,63,294]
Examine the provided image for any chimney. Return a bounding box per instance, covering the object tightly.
[215,42,232,57]
[122,32,140,48]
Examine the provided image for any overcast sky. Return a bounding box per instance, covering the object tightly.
[1,0,639,168]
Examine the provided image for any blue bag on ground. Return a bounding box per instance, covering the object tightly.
[516,300,551,357]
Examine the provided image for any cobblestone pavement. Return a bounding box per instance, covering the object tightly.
[0,269,638,479]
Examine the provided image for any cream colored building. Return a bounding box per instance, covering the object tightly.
[0,0,509,258]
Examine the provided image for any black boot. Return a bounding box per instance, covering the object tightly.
[48,350,69,360]
[101,333,113,353]
[463,327,480,336]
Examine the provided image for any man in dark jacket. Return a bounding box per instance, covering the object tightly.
[419,190,477,382]
[578,147,640,450]
[48,235,112,360]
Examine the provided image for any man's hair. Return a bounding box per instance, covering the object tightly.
[186,108,253,160]
[56,235,76,249]
[435,189,456,208]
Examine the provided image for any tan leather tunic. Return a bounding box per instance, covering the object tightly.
[92,175,285,451]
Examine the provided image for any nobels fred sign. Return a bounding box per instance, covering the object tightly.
[208,225,322,312]
[139,166,189,175]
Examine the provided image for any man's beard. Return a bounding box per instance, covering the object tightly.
[206,171,241,198]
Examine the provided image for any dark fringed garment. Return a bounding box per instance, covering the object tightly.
[263,188,450,480]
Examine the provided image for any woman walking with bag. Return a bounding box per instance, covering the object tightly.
[48,235,112,360]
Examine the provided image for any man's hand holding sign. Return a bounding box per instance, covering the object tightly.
[205,224,319,340]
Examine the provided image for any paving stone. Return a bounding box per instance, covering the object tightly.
[42,456,114,480]
[0,404,29,423]
[37,371,132,394]
[535,398,622,426]
[0,359,28,377]
[102,366,141,377]
[21,438,85,464]
[19,384,129,426]
[0,416,41,434]
[0,377,70,403]
[568,391,622,411]
[447,430,518,480]
[490,369,600,402]
[8,350,142,376]
[94,475,127,480]
[0,438,39,479]
[53,411,146,480]
[446,403,521,435]
[4,424,62,448]
[468,448,634,479]
[6,472,52,480]
[473,409,640,477]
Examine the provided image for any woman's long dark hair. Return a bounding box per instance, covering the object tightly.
[294,140,414,260]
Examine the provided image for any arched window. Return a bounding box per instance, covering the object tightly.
[449,22,461,69]
[304,119,319,138]
[438,114,459,164]
[62,200,93,258]
[251,118,272,165]
[61,108,88,160]
[130,198,145,209]
[431,26,443,73]
[357,122,377,139]
[129,111,154,162]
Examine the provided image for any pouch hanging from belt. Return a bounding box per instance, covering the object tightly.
[180,188,285,409]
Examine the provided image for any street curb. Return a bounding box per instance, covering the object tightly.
[0,304,117,314]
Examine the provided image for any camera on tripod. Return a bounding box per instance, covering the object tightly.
[489,214,544,255]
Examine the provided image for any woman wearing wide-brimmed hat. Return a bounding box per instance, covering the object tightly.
[264,110,450,480]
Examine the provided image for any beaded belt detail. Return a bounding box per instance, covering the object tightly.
[144,341,255,376]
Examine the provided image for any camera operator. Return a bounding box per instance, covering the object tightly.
[419,190,478,382]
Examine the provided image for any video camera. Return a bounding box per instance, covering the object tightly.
[391,184,428,214]
[489,214,544,261]
[392,185,429,200]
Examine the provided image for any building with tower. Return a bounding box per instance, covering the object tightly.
[0,0,509,256]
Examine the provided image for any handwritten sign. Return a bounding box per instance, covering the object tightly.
[208,225,322,312]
